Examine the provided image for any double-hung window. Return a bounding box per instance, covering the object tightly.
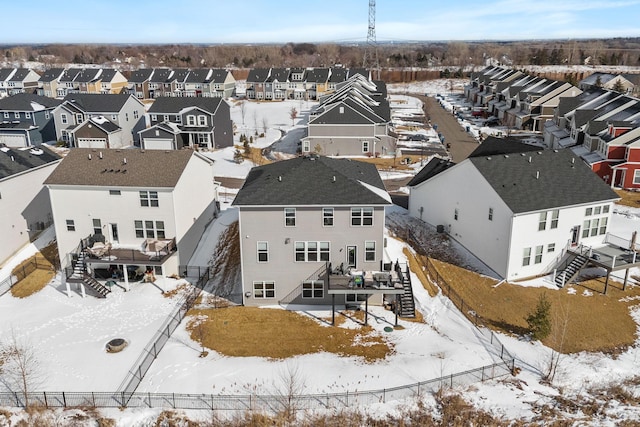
[253,281,275,298]
[522,248,531,266]
[140,191,158,207]
[538,212,547,231]
[302,281,324,299]
[284,208,296,226]
[323,208,334,226]
[351,207,373,226]
[257,241,268,262]
[365,241,376,262]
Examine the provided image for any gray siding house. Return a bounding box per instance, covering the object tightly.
[232,155,393,307]
[0,93,61,147]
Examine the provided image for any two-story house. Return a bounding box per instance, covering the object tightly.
[56,68,83,98]
[305,68,330,100]
[0,93,61,147]
[52,93,145,147]
[0,145,60,266]
[6,68,40,96]
[98,69,128,94]
[44,148,220,293]
[128,69,154,99]
[232,155,393,307]
[37,68,66,98]
[140,97,233,150]
[408,144,619,281]
[246,68,270,100]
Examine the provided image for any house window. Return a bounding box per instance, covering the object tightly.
[187,115,196,126]
[66,219,75,231]
[534,245,543,264]
[75,113,83,124]
[346,293,367,303]
[61,114,68,124]
[198,115,207,126]
[140,190,159,207]
[594,206,601,215]
[362,141,370,152]
[25,112,31,119]
[633,170,640,185]
[284,208,296,226]
[14,112,20,118]
[454,208,459,221]
[351,207,373,226]
[197,134,210,145]
[302,281,324,299]
[538,212,547,231]
[582,220,590,238]
[323,208,334,226]
[550,210,559,229]
[590,219,599,237]
[585,207,593,216]
[603,205,610,214]
[522,247,531,266]
[92,219,102,235]
[176,115,182,123]
[488,208,493,221]
[133,110,139,119]
[599,217,608,235]
[164,115,170,122]
[295,241,330,262]
[253,281,275,298]
[134,220,164,239]
[109,189,121,196]
[365,241,376,262]
[151,114,157,122]
[548,243,556,253]
[125,113,129,121]
[257,241,268,262]
[3,112,8,119]
[302,140,310,152]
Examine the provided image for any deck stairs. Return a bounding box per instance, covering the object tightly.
[554,253,590,287]
[396,264,416,318]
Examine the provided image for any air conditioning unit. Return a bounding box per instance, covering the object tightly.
[436,225,445,233]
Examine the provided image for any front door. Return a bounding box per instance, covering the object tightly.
[571,226,580,247]
[110,223,119,244]
[347,245,357,268]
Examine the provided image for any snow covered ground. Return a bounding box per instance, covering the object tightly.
[3,80,640,424]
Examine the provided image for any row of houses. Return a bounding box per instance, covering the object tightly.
[301,73,396,156]
[246,67,370,101]
[0,67,236,100]
[0,92,233,150]
[466,66,640,190]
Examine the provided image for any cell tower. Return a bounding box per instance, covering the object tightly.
[363,0,380,76]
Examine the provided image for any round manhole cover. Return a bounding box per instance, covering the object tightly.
[106,338,127,353]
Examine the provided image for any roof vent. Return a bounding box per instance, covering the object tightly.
[504,154,509,158]
[99,151,103,159]
[536,171,540,179]
[278,176,282,182]
[123,158,127,165]
[571,157,575,164]
[528,156,532,163]
[10,155,14,162]
[332,176,336,182]
[88,153,92,160]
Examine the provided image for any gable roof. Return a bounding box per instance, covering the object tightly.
[148,97,224,114]
[149,68,172,83]
[0,93,62,111]
[9,68,37,82]
[44,148,198,188]
[232,155,390,206]
[469,149,619,213]
[76,116,121,134]
[208,69,230,83]
[59,68,83,82]
[61,93,133,113]
[407,157,455,187]
[468,136,540,158]
[0,145,60,180]
[246,68,270,82]
[39,68,65,83]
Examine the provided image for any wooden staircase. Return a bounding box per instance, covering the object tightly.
[396,264,416,318]
[554,253,590,287]
[82,275,111,298]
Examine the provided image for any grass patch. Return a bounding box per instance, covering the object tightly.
[404,247,438,297]
[10,242,58,298]
[614,189,640,208]
[187,306,392,362]
[353,155,423,170]
[429,259,640,354]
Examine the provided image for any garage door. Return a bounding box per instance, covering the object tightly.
[143,138,174,150]
[77,138,107,148]
[0,134,27,148]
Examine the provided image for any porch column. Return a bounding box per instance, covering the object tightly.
[395,294,399,327]
[331,294,335,326]
[611,169,617,188]
[365,296,369,326]
[123,264,130,292]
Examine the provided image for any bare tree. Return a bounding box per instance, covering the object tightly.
[262,116,269,136]
[239,101,247,126]
[0,330,44,408]
[273,361,307,422]
[289,107,298,126]
[544,300,570,384]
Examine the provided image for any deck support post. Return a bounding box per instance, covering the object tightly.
[604,271,611,294]
[624,268,630,291]
[365,296,369,326]
[331,294,335,326]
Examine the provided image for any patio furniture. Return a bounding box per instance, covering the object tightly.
[86,242,112,258]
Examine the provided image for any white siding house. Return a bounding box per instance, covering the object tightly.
[408,148,619,281]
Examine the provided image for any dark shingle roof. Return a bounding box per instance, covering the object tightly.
[61,93,132,113]
[0,145,60,180]
[0,93,61,111]
[44,148,197,188]
[268,68,289,82]
[208,69,230,83]
[128,69,154,83]
[99,69,118,82]
[9,68,35,81]
[74,69,101,83]
[39,68,65,83]
[148,97,223,114]
[0,69,14,80]
[305,68,330,83]
[185,69,210,83]
[247,68,270,82]
[468,136,540,158]
[469,149,619,213]
[329,68,347,83]
[59,68,83,82]
[149,68,172,83]
[233,156,390,206]
[407,157,455,187]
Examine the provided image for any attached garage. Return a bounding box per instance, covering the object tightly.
[142,138,175,150]
[77,138,107,148]
[0,134,27,148]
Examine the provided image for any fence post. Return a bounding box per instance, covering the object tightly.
[500,344,504,360]
[346,390,348,407]
[383,388,386,403]
[92,392,96,407]
[173,393,176,409]
[481,366,485,382]
[43,391,48,408]
[62,391,67,408]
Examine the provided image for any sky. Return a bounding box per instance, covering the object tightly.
[3,0,640,44]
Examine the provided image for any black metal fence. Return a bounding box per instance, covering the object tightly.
[0,256,55,298]
[116,266,210,402]
[0,358,512,411]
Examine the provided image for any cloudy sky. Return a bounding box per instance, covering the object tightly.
[4,0,640,44]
